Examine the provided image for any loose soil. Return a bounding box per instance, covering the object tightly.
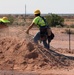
[0,26,74,75]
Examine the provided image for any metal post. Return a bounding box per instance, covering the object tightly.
[69,26,71,50]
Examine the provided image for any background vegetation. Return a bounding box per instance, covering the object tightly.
[45,14,64,27]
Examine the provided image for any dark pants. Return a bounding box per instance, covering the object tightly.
[34,32,50,49]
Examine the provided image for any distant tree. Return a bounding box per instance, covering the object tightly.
[45,14,64,27]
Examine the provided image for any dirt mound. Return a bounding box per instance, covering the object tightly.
[0,37,49,71]
[0,26,74,75]
[0,36,74,72]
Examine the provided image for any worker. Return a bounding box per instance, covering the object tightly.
[0,17,10,24]
[26,9,52,49]
[0,17,10,29]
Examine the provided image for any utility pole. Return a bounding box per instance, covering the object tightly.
[25,4,26,18]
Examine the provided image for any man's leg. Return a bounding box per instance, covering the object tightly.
[43,40,50,49]
[34,32,40,44]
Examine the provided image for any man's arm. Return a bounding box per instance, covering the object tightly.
[25,23,34,34]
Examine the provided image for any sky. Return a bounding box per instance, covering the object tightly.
[0,0,74,14]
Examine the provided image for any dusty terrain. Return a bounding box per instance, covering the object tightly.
[0,26,74,75]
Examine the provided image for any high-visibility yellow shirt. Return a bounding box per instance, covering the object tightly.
[32,16,46,28]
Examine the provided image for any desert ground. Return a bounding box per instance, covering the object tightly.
[0,25,74,75]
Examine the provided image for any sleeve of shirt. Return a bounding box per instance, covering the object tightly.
[32,17,39,25]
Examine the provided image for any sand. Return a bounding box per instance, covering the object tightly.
[0,26,74,75]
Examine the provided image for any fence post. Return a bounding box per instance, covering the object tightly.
[69,26,71,50]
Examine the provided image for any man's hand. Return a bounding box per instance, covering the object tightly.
[25,23,34,34]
